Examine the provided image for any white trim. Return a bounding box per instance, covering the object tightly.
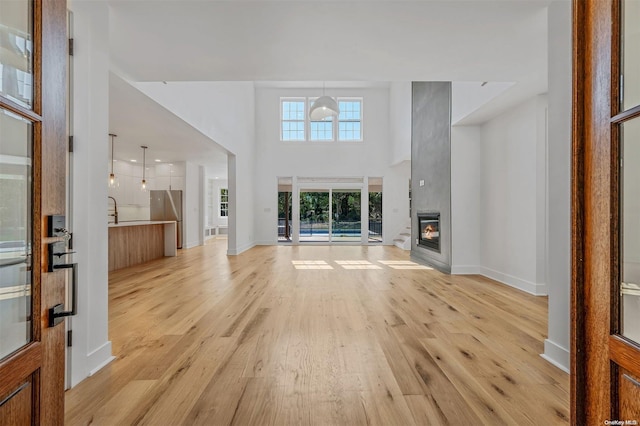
[185,241,201,249]
[87,341,115,376]
[451,265,481,275]
[227,241,255,255]
[541,339,570,373]
[479,266,548,296]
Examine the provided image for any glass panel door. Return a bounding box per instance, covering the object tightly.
[278,191,292,242]
[622,0,640,111]
[620,0,640,349]
[621,116,640,344]
[0,108,32,359]
[0,0,34,108]
[299,190,330,242]
[368,191,382,243]
[331,190,361,242]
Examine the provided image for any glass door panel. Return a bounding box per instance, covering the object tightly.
[299,191,330,242]
[622,0,640,111]
[621,116,640,344]
[278,191,292,242]
[331,190,361,242]
[0,108,33,359]
[0,0,34,108]
[368,191,382,243]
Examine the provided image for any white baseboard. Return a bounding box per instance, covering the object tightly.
[227,241,255,255]
[185,240,202,249]
[451,265,481,275]
[87,341,115,376]
[254,240,276,246]
[541,339,570,373]
[480,266,547,296]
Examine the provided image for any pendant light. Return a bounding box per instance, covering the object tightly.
[108,134,118,187]
[309,82,339,121]
[141,145,148,190]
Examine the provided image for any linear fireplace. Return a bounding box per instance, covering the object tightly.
[417,212,440,252]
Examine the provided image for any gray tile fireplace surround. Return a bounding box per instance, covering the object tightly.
[410,81,451,273]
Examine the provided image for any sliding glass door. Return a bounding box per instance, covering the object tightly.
[298,188,362,243]
[299,190,330,242]
[331,190,361,242]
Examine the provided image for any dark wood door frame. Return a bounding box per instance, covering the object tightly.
[0,0,68,423]
[572,0,640,423]
[571,1,613,423]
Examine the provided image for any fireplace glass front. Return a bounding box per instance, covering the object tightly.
[417,212,440,252]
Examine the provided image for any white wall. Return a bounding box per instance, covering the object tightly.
[451,126,482,273]
[184,161,203,248]
[134,82,255,254]
[389,82,411,165]
[252,87,410,245]
[478,96,547,295]
[68,0,113,387]
[543,0,571,373]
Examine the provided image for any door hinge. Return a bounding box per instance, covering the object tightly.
[67,329,72,347]
[69,136,74,153]
[69,38,74,56]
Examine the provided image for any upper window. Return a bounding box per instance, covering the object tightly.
[281,100,306,141]
[280,97,363,142]
[338,100,362,141]
[309,97,334,141]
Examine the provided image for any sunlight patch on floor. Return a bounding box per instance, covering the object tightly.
[335,260,383,270]
[291,260,334,270]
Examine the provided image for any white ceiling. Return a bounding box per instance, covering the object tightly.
[107,0,553,165]
[109,1,549,84]
[109,73,228,176]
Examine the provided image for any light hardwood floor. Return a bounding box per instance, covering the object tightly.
[65,240,569,425]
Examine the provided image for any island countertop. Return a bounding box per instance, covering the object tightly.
[108,220,176,228]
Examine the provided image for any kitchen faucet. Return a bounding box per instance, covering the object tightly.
[108,196,118,224]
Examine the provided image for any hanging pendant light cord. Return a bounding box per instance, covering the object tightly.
[110,136,114,175]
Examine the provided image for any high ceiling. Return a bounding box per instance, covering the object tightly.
[109,1,549,85]
[108,0,552,169]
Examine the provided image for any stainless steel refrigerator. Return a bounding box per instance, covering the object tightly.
[150,190,183,249]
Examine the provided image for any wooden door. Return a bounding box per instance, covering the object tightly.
[573,0,640,423]
[0,0,68,424]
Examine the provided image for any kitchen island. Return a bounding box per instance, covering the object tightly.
[108,221,177,272]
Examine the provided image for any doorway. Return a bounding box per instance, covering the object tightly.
[298,189,362,243]
[279,177,383,245]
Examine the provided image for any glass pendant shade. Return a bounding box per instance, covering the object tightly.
[309,96,339,120]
